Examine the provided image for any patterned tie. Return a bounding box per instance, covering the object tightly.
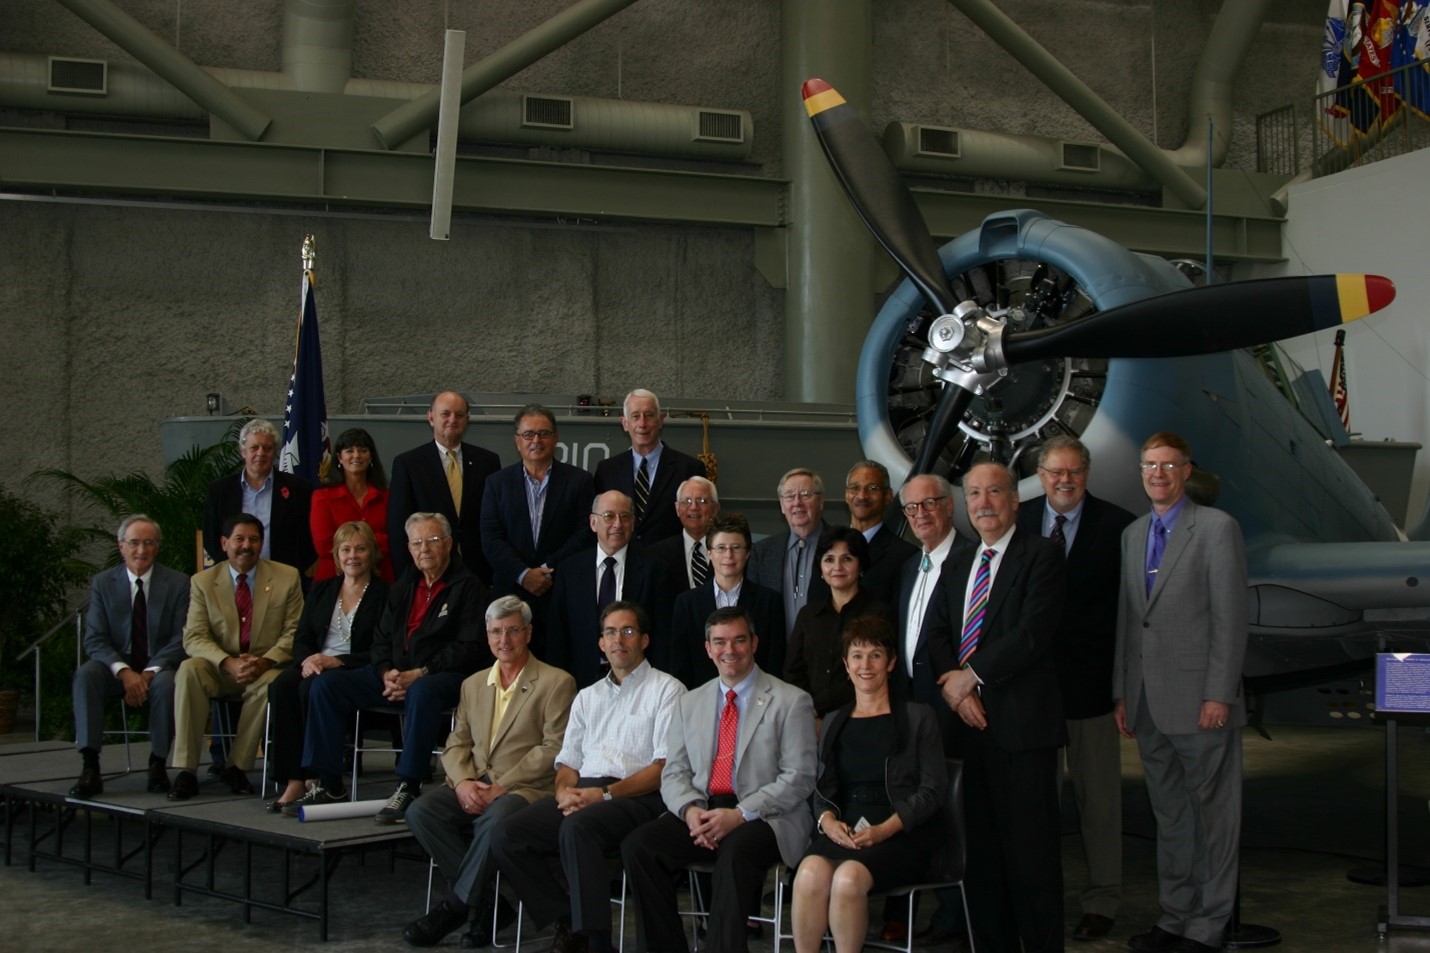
[959,548,995,665]
[598,555,617,615]
[445,449,463,515]
[131,578,149,670]
[691,540,711,589]
[634,456,651,522]
[235,572,253,653]
[709,688,738,797]
[1146,518,1167,594]
[1050,514,1068,553]
[919,552,932,573]
[793,537,806,598]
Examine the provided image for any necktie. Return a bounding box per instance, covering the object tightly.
[445,449,463,515]
[793,537,806,598]
[710,688,738,797]
[634,456,651,522]
[1050,514,1067,553]
[597,555,617,615]
[691,540,711,589]
[959,548,994,665]
[235,572,253,653]
[130,578,149,670]
[1146,518,1167,594]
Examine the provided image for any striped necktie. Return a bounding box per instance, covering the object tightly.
[691,540,711,589]
[634,456,651,521]
[959,548,995,665]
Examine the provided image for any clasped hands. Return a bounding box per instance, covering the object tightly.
[684,803,744,850]
[381,667,422,702]
[455,778,506,815]
[555,784,604,816]
[818,811,894,850]
[937,667,987,729]
[221,653,270,685]
[119,667,154,706]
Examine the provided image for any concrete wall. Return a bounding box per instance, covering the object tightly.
[0,0,1333,517]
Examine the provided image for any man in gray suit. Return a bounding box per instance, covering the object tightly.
[622,606,817,953]
[747,467,831,650]
[70,514,190,798]
[1114,431,1248,953]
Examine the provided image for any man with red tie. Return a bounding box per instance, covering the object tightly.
[169,513,303,800]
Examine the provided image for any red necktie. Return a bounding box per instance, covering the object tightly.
[235,572,253,652]
[131,578,149,670]
[709,689,738,797]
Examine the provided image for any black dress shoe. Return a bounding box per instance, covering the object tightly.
[1129,925,1182,952]
[404,899,470,947]
[459,896,518,949]
[147,761,171,793]
[168,771,199,801]
[219,764,255,796]
[1073,913,1114,941]
[549,922,588,953]
[1171,938,1221,953]
[69,767,103,799]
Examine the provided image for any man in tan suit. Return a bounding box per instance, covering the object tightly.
[403,595,577,949]
[170,513,302,800]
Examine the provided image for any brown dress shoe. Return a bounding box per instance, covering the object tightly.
[1072,912,1113,941]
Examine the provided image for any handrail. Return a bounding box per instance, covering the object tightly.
[16,604,85,742]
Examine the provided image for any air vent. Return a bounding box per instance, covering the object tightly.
[694,109,745,143]
[1059,141,1101,172]
[917,126,960,158]
[48,56,107,95]
[522,95,573,130]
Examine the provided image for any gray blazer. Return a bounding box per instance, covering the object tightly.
[1113,500,1248,735]
[83,563,190,671]
[661,668,817,868]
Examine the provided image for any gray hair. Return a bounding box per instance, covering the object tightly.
[776,467,824,496]
[486,595,533,625]
[116,514,162,544]
[846,460,891,488]
[513,403,557,433]
[238,418,279,447]
[899,473,954,505]
[404,511,452,537]
[1037,435,1090,468]
[679,476,719,505]
[622,388,661,417]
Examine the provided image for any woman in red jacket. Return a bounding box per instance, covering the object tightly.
[310,427,393,581]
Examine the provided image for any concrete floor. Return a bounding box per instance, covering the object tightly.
[5,721,1430,952]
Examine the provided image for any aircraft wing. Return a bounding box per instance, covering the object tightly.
[1248,541,1430,628]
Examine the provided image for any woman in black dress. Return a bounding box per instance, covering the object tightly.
[790,617,948,953]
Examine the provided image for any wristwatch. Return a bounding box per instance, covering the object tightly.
[601,786,613,801]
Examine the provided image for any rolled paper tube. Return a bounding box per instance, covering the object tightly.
[298,798,391,822]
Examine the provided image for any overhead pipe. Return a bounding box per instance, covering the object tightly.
[371,0,642,149]
[1161,0,1272,168]
[52,0,271,141]
[281,0,356,94]
[946,0,1206,208]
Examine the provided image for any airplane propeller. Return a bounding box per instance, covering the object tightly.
[801,77,1396,480]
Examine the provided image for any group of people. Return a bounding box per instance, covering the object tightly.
[70,383,1249,953]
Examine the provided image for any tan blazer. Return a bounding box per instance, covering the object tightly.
[440,655,576,804]
[182,559,302,668]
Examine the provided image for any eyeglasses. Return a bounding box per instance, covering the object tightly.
[593,511,634,524]
[709,544,747,555]
[1139,462,1186,473]
[779,490,822,502]
[845,483,886,495]
[600,626,641,639]
[901,496,949,515]
[121,539,160,549]
[516,429,555,440]
[1038,467,1087,479]
[677,497,715,507]
[487,624,528,639]
[408,534,449,550]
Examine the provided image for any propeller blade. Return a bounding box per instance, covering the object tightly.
[1003,274,1395,363]
[908,385,975,477]
[802,78,958,316]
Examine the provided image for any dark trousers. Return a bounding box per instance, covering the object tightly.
[300,666,463,783]
[959,724,1064,953]
[622,811,780,953]
[490,781,662,932]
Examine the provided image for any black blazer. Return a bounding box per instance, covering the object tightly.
[544,546,674,686]
[291,575,390,668]
[202,469,314,574]
[479,461,596,603]
[861,525,919,605]
[593,443,706,545]
[786,590,898,717]
[668,578,786,688]
[370,562,491,677]
[646,531,704,597]
[925,528,1068,753]
[814,698,948,836]
[387,440,502,583]
[893,542,969,753]
[1016,493,1135,719]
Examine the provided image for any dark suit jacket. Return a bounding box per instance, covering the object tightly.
[747,521,832,621]
[479,461,596,607]
[668,579,786,688]
[861,525,918,605]
[894,541,969,751]
[1016,493,1134,720]
[83,563,190,672]
[369,562,491,678]
[593,443,706,545]
[203,469,314,574]
[925,528,1067,753]
[545,546,674,686]
[291,575,391,669]
[647,531,696,593]
[387,440,502,583]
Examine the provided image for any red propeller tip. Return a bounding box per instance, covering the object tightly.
[1365,274,1396,314]
[801,78,832,99]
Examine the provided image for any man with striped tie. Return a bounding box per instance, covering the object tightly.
[925,462,1068,953]
[593,389,707,546]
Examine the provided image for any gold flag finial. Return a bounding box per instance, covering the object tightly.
[301,234,316,272]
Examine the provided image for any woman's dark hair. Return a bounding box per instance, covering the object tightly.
[839,615,897,661]
[325,427,388,489]
[814,525,870,575]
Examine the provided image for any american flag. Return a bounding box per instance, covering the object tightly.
[1330,328,1350,430]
